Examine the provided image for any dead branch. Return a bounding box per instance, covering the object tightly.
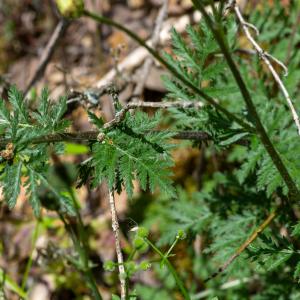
[132,0,169,99]
[24,18,69,96]
[232,1,300,135]
[95,11,202,88]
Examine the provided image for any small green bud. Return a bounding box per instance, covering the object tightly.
[104,260,115,272]
[139,261,151,271]
[176,229,186,240]
[125,261,137,275]
[55,0,84,18]
[133,236,145,249]
[133,236,149,253]
[137,227,149,238]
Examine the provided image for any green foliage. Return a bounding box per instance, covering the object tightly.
[135,2,300,297]
[237,101,300,197]
[247,233,295,273]
[162,19,239,102]
[81,110,175,197]
[0,86,74,216]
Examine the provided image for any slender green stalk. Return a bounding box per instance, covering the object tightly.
[126,249,136,263]
[145,238,191,300]
[52,156,103,300]
[161,234,180,267]
[52,154,102,300]
[21,221,41,290]
[0,269,28,300]
[83,9,254,133]
[191,0,300,201]
[60,214,103,300]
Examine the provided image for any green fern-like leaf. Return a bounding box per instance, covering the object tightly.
[90,111,175,197]
[0,86,74,215]
[247,234,294,272]
[25,167,41,216]
[3,161,22,209]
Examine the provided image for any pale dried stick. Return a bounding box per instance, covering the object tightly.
[95,11,202,88]
[108,190,126,299]
[132,0,169,99]
[103,100,203,129]
[233,2,300,135]
[24,19,69,96]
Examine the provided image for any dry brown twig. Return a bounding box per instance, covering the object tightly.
[95,10,203,88]
[132,0,169,100]
[24,19,69,96]
[103,100,203,129]
[231,1,300,135]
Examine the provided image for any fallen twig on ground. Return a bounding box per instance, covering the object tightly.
[95,11,202,88]
[132,0,169,100]
[24,18,69,96]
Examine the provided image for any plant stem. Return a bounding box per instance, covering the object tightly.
[60,214,103,300]
[0,130,246,146]
[192,0,300,200]
[51,155,103,300]
[0,268,28,300]
[21,220,41,290]
[145,238,191,300]
[83,9,254,133]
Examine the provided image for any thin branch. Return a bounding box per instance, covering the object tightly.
[204,210,277,282]
[0,100,247,147]
[127,100,204,109]
[103,100,204,129]
[108,190,126,300]
[0,130,220,147]
[24,19,69,96]
[95,10,203,88]
[233,2,300,136]
[132,0,168,99]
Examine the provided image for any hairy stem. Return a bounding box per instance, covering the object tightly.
[233,2,300,135]
[108,190,126,300]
